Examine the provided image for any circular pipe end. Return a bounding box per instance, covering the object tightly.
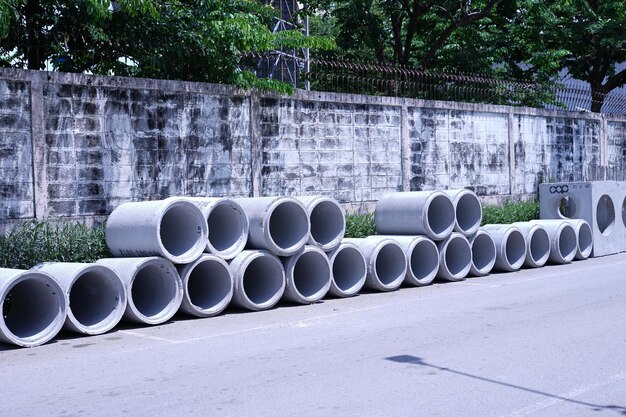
[502,228,527,271]
[437,233,471,281]
[328,242,367,297]
[406,237,439,286]
[469,231,496,277]
[283,246,331,304]
[368,239,407,291]
[525,226,550,268]
[452,190,482,236]
[230,251,285,311]
[553,223,578,264]
[177,255,233,317]
[306,197,346,251]
[158,199,209,264]
[205,199,249,259]
[576,221,593,259]
[265,198,311,256]
[424,192,456,240]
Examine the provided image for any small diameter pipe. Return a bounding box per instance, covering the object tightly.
[326,242,367,297]
[229,250,285,311]
[0,268,66,348]
[33,263,126,335]
[106,198,208,264]
[235,197,310,256]
[296,196,346,252]
[468,229,496,277]
[97,257,183,325]
[378,235,439,286]
[176,255,233,317]
[528,220,578,264]
[436,233,472,281]
[481,225,527,272]
[282,246,331,304]
[512,222,551,268]
[375,191,455,240]
[531,219,592,260]
[343,237,407,292]
[443,189,482,236]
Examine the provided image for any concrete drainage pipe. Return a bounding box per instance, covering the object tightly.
[106,198,208,264]
[296,196,345,252]
[436,233,472,281]
[176,255,233,317]
[531,219,592,260]
[180,197,249,260]
[235,197,310,256]
[481,225,527,272]
[97,257,183,325]
[444,189,482,236]
[0,268,66,347]
[528,220,578,264]
[282,246,331,304]
[343,237,407,292]
[33,263,126,335]
[327,242,367,297]
[512,222,551,268]
[468,229,496,277]
[379,235,439,286]
[375,191,455,241]
[229,250,285,311]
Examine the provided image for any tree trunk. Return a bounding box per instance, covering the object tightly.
[590,84,606,113]
[25,0,43,70]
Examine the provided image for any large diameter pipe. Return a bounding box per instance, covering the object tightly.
[512,222,551,268]
[468,229,496,277]
[106,198,208,264]
[375,191,455,240]
[176,255,233,317]
[282,245,331,304]
[229,250,285,311]
[531,219,592,260]
[436,232,472,281]
[0,268,66,348]
[97,257,183,325]
[179,197,249,260]
[234,197,310,256]
[327,242,367,297]
[481,225,527,272]
[528,220,578,264]
[378,235,439,286]
[295,196,345,252]
[33,263,126,335]
[443,189,482,236]
[343,237,407,292]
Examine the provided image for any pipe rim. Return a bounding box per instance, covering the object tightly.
[554,223,578,263]
[439,234,472,280]
[453,190,482,236]
[407,237,439,285]
[370,240,407,291]
[526,226,550,267]
[238,251,285,310]
[576,221,593,259]
[179,255,233,317]
[205,199,249,259]
[263,198,310,256]
[469,231,496,276]
[307,197,346,251]
[328,243,366,297]
[422,192,455,240]
[285,247,331,303]
[501,229,527,270]
[157,199,208,264]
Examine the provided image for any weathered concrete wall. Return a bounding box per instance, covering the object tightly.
[1,68,625,225]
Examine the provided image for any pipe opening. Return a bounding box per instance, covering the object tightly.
[456,193,482,234]
[577,222,593,257]
[310,201,344,247]
[269,201,309,251]
[160,204,204,257]
[3,278,61,339]
[69,271,121,327]
[529,228,550,264]
[427,195,455,236]
[132,264,178,319]
[596,194,615,235]
[207,203,247,253]
[374,244,405,286]
[505,231,526,268]
[332,247,365,293]
[472,234,495,272]
[445,238,471,276]
[242,256,284,305]
[558,226,578,261]
[293,251,330,298]
[410,240,439,280]
[558,196,577,218]
[622,197,626,228]
[187,260,232,310]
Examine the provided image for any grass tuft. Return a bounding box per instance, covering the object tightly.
[481,200,540,225]
[345,213,376,238]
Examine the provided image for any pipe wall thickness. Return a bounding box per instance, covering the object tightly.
[511,222,551,268]
[282,245,331,304]
[436,232,472,281]
[528,220,578,264]
[295,196,345,252]
[378,235,439,286]
[443,189,482,236]
[468,229,496,277]
[229,250,285,311]
[343,237,407,292]
[176,255,233,317]
[481,225,527,272]
[326,242,367,297]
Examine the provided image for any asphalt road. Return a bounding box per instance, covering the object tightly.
[2,253,626,417]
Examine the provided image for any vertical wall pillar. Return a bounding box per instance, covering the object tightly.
[400,105,410,192]
[600,114,608,180]
[249,90,261,197]
[507,110,516,196]
[30,72,48,219]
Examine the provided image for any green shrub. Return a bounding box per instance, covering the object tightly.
[0,220,111,270]
[345,213,376,238]
[481,200,540,225]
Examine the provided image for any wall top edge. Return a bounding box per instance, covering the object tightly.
[1,67,625,122]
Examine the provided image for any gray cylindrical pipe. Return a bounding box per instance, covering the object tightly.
[443,189,482,236]
[374,191,455,240]
[481,225,527,272]
[178,197,249,260]
[343,237,407,292]
[97,257,183,325]
[378,235,439,286]
[326,242,367,297]
[229,250,285,311]
[295,196,345,252]
[528,220,578,264]
[176,255,233,317]
[512,222,551,268]
[106,198,208,264]
[436,232,472,281]
[0,269,66,348]
[234,197,310,256]
[531,219,592,260]
[282,245,331,304]
[33,263,126,335]
[468,229,496,277]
